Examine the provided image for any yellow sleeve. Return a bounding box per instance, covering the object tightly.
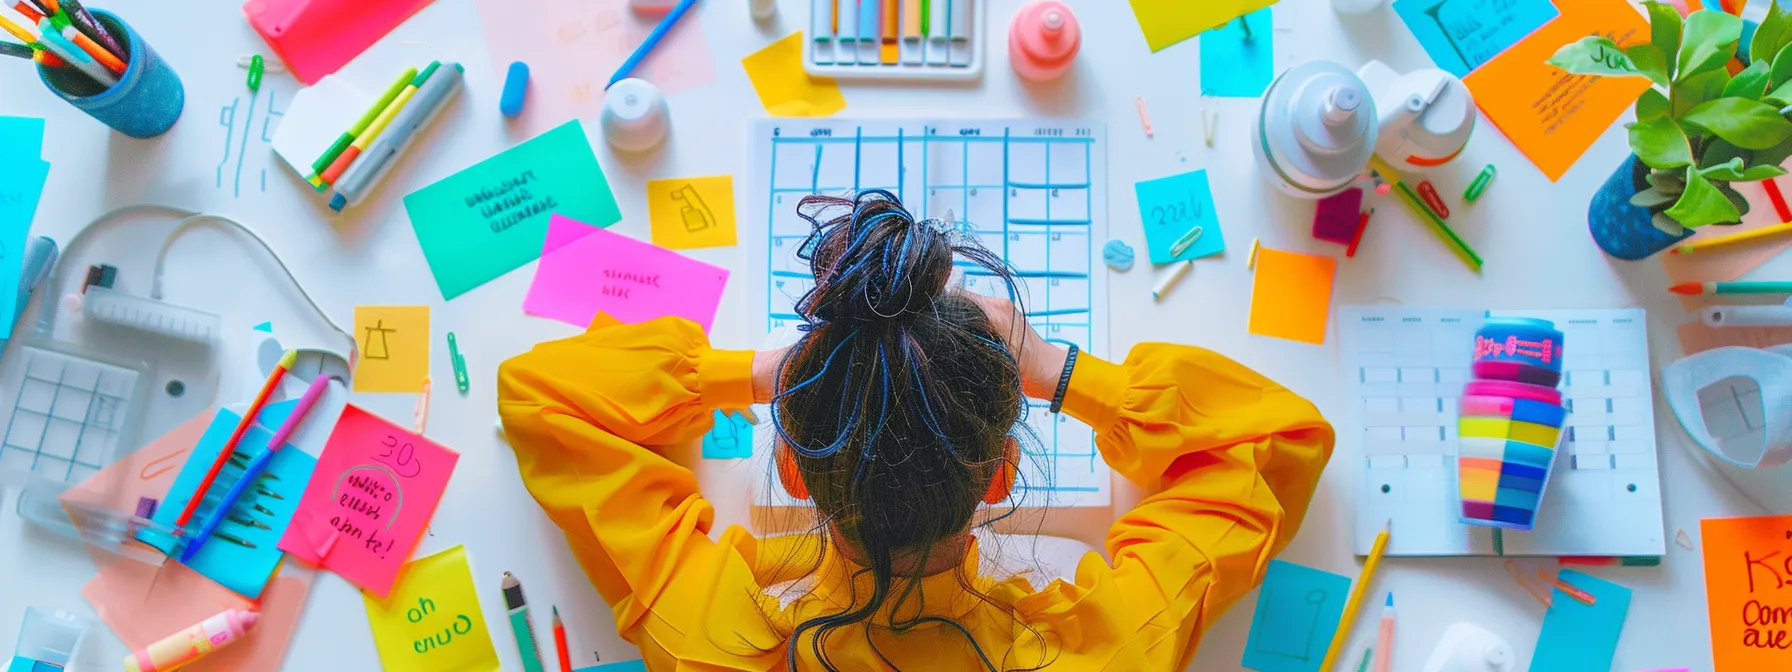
[497,315,781,663]
[1044,344,1335,668]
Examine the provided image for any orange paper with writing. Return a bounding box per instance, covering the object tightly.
[1701,515,1792,669]
[1463,0,1651,181]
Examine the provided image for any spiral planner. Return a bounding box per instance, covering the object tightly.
[747,119,1109,507]
[1337,307,1665,559]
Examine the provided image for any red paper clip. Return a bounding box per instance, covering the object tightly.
[1417,180,1450,218]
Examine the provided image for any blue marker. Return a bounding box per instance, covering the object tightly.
[858,0,880,65]
[606,0,700,89]
[500,61,530,118]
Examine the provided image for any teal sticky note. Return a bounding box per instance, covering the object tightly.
[1531,569,1632,672]
[1200,9,1273,97]
[1393,0,1558,77]
[404,120,622,300]
[1136,169,1224,264]
[1242,560,1350,672]
[0,117,45,160]
[0,158,49,341]
[146,407,317,600]
[702,410,754,459]
[574,661,646,672]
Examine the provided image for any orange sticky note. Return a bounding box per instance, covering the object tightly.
[1248,248,1338,345]
[1701,515,1792,669]
[1462,0,1651,181]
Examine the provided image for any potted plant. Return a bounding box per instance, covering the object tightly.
[1550,1,1792,260]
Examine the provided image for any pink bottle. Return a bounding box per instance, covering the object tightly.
[1009,1,1080,81]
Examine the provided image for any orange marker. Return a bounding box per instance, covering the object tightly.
[881,0,898,63]
[61,25,123,73]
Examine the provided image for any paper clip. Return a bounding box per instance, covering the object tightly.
[247,54,264,92]
[448,332,469,395]
[1416,180,1450,218]
[1675,528,1695,551]
[414,377,432,435]
[1169,226,1204,258]
[236,54,286,73]
[1464,164,1496,202]
[1505,560,1553,607]
[1135,96,1154,138]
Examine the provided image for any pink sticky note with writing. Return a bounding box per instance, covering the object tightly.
[277,404,459,597]
[524,214,730,332]
[244,0,438,84]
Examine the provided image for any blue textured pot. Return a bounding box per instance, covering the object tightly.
[1588,154,1694,260]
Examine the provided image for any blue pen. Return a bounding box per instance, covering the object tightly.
[858,0,879,64]
[606,0,700,89]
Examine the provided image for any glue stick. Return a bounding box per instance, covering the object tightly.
[124,609,259,672]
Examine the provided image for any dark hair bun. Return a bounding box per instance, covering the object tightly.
[796,190,953,327]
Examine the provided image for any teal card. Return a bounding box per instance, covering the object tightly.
[1136,169,1224,265]
[404,120,622,300]
[1201,9,1273,97]
[0,155,49,342]
[702,410,754,459]
[1393,0,1557,77]
[1241,560,1350,672]
[1531,569,1632,672]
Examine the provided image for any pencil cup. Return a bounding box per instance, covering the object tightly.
[1456,319,1568,531]
[36,10,184,138]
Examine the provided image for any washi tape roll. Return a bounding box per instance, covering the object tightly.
[1459,396,1567,428]
[1473,317,1565,386]
[1462,380,1562,406]
[1459,417,1562,447]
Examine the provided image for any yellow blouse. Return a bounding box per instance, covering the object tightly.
[498,316,1335,671]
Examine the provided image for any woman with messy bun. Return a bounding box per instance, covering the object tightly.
[500,190,1334,671]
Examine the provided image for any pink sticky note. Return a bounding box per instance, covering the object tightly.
[276,404,459,597]
[524,214,730,332]
[243,0,438,85]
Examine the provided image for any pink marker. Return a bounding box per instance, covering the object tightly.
[1008,1,1080,81]
[1372,593,1395,672]
[124,609,259,672]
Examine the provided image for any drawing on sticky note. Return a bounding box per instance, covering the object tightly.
[363,545,499,672]
[674,185,715,232]
[352,307,429,393]
[364,321,396,360]
[1254,588,1328,661]
[1393,0,1558,76]
[1241,560,1350,672]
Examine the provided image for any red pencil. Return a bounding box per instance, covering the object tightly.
[174,350,295,528]
[553,607,571,672]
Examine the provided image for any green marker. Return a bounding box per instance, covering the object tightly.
[921,0,931,38]
[309,66,418,176]
[502,572,545,672]
[447,332,469,394]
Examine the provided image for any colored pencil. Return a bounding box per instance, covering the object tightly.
[881,0,898,63]
[503,573,547,672]
[1372,593,1394,672]
[57,0,121,60]
[1670,280,1792,295]
[553,607,571,672]
[179,373,331,562]
[1671,220,1792,254]
[606,0,698,89]
[1320,520,1391,672]
[10,2,40,22]
[174,350,295,528]
[310,66,418,176]
[321,62,435,185]
[1370,155,1482,272]
[33,18,109,86]
[0,39,27,58]
[59,24,119,72]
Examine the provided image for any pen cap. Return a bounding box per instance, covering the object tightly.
[1008,1,1079,81]
[36,10,183,138]
[601,78,669,153]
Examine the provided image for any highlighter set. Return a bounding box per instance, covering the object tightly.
[1456,318,1567,531]
[806,0,985,79]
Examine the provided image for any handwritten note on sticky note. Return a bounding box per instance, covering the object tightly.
[1531,569,1631,672]
[1201,9,1272,97]
[363,545,499,672]
[1128,0,1276,52]
[280,404,460,597]
[1463,0,1651,181]
[1249,248,1338,345]
[702,410,754,459]
[1702,515,1792,669]
[649,176,739,250]
[1241,560,1349,672]
[744,33,847,117]
[353,306,431,393]
[1136,170,1225,264]
[1393,0,1558,77]
[405,120,622,300]
[525,215,730,332]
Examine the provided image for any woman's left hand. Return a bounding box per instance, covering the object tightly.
[752,346,791,404]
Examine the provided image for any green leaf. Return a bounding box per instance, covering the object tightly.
[1719,182,1753,216]
[1681,98,1792,149]
[1697,156,1789,180]
[1647,0,1683,79]
[1665,166,1744,227]
[1754,138,1792,167]
[1773,49,1792,90]
[1647,169,1687,194]
[1767,77,1792,104]
[1677,10,1743,82]
[1701,138,1749,168]
[1630,116,1694,168]
[1725,59,1774,100]
[1630,187,1680,208]
[1550,36,1649,78]
[1654,212,1689,235]
[1637,87,1671,121]
[1627,44,1671,86]
[1673,68,1731,118]
[1754,0,1792,66]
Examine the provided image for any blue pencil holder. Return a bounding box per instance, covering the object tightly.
[35,10,183,138]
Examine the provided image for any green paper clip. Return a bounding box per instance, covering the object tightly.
[1464,164,1496,202]
[247,55,264,92]
[448,332,469,394]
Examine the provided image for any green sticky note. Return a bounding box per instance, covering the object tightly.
[1242,560,1349,672]
[1531,569,1631,672]
[404,120,621,300]
[1136,169,1225,264]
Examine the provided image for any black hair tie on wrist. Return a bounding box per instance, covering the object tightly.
[1049,344,1079,415]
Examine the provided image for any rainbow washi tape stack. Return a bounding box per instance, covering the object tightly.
[1457,318,1566,530]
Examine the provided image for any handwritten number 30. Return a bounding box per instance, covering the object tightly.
[379,435,422,478]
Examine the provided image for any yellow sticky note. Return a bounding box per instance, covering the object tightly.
[1128,0,1276,52]
[648,176,739,250]
[353,306,430,393]
[363,545,499,672]
[1462,0,1650,181]
[743,32,847,117]
[1248,248,1338,345]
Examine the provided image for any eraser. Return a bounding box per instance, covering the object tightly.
[500,61,529,118]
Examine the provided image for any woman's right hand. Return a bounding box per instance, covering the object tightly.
[966,293,1070,401]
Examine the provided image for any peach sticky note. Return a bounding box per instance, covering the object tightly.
[362,545,500,672]
[353,306,430,393]
[1700,515,1792,670]
[743,33,847,118]
[648,176,739,250]
[1249,248,1339,345]
[1462,0,1651,181]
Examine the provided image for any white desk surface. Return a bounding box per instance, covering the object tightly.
[0,0,1770,670]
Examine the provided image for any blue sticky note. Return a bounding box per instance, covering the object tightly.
[574,661,647,672]
[1200,9,1273,97]
[1530,569,1632,672]
[0,158,49,342]
[1136,169,1225,264]
[702,410,754,459]
[0,117,45,160]
[1242,560,1351,672]
[1393,0,1558,77]
[145,407,317,599]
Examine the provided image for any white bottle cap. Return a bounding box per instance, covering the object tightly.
[600,78,670,153]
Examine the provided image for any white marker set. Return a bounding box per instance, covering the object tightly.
[805,0,985,80]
